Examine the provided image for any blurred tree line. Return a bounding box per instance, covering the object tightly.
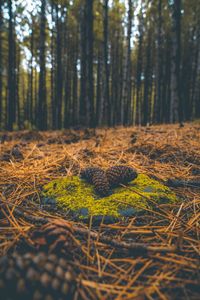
[0,0,199,130]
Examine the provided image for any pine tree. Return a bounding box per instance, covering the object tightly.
[38,0,47,130]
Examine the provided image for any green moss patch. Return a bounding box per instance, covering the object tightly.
[42,174,178,218]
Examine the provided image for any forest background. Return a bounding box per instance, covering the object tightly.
[0,0,199,131]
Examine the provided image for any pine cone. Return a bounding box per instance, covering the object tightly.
[80,167,102,183]
[30,219,75,256]
[106,165,138,187]
[11,145,24,160]
[92,169,111,197]
[80,167,111,196]
[0,146,23,162]
[0,252,76,300]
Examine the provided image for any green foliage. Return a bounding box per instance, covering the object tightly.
[43,174,178,218]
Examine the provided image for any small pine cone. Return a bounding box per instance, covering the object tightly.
[92,169,111,197]
[11,145,24,160]
[106,165,138,187]
[30,219,75,256]
[0,252,76,300]
[80,167,111,196]
[80,167,102,183]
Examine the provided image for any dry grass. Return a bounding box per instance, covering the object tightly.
[0,123,200,299]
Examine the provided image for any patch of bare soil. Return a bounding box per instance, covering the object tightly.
[0,123,199,299]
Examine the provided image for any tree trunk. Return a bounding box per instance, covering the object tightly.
[30,17,34,126]
[135,10,143,125]
[8,0,16,130]
[96,49,102,125]
[143,31,152,126]
[100,0,110,126]
[79,3,87,126]
[72,38,78,125]
[121,0,133,125]
[38,0,47,130]
[86,0,94,127]
[51,2,56,129]
[194,25,200,119]
[153,0,163,123]
[170,0,183,124]
[55,4,63,129]
[0,0,3,128]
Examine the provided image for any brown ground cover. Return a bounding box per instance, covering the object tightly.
[0,123,199,299]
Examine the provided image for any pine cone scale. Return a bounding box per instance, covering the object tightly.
[106,165,138,187]
[0,252,76,300]
[30,220,74,255]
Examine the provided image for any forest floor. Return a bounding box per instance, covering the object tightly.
[0,123,200,300]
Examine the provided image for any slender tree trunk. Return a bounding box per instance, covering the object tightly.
[143,31,152,126]
[14,39,20,128]
[110,36,116,126]
[153,0,163,123]
[104,0,110,125]
[194,26,200,119]
[30,16,34,126]
[79,4,87,126]
[86,0,94,127]
[72,38,78,125]
[135,11,143,125]
[55,4,63,129]
[0,0,3,128]
[38,0,47,130]
[34,66,38,125]
[8,0,16,130]
[121,0,133,125]
[111,29,122,126]
[100,0,110,126]
[170,0,183,124]
[63,9,70,128]
[96,49,102,125]
[64,62,70,128]
[51,3,56,129]
[163,37,171,123]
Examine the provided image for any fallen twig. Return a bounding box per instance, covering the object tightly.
[167,179,200,188]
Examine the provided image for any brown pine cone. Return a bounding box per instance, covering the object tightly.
[30,219,75,256]
[106,165,138,187]
[80,167,102,183]
[0,251,76,300]
[80,167,111,196]
[92,169,111,197]
[11,145,24,160]
[1,146,24,162]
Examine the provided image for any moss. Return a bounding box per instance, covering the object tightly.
[42,174,178,218]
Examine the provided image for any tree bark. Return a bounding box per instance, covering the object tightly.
[121,0,133,126]
[79,3,87,126]
[135,10,143,125]
[100,0,110,126]
[0,0,3,128]
[153,0,163,124]
[86,0,95,127]
[8,0,16,130]
[143,31,152,126]
[55,4,63,129]
[170,0,183,124]
[38,0,47,130]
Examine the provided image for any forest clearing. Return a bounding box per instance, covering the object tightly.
[0,123,199,299]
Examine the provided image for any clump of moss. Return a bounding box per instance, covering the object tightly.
[42,174,178,218]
